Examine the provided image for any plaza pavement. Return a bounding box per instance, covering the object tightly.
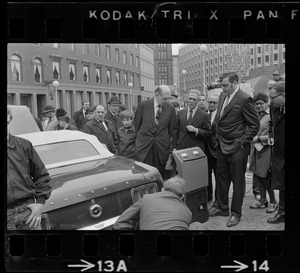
[200,166,285,231]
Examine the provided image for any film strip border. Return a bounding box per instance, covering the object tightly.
[7,2,300,42]
[6,232,287,271]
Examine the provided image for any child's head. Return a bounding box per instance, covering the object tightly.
[120,110,134,128]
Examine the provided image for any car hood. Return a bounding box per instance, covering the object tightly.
[41,155,162,212]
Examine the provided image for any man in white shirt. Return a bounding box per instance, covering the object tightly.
[42,105,58,131]
[210,72,259,228]
[173,89,211,153]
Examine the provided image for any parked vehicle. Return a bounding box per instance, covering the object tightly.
[18,130,163,230]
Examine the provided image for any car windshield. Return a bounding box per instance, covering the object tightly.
[35,140,100,165]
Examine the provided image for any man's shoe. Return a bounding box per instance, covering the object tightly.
[267,213,285,224]
[227,215,240,227]
[212,200,218,208]
[209,208,229,217]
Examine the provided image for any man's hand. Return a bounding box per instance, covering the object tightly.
[186,125,197,133]
[26,203,44,228]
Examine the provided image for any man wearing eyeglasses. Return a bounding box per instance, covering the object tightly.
[134,85,176,180]
[267,81,285,224]
[210,72,259,228]
[173,89,211,155]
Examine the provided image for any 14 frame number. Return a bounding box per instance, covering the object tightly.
[253,260,270,271]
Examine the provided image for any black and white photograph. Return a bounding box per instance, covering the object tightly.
[7,43,285,231]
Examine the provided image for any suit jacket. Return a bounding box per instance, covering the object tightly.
[173,108,211,153]
[83,118,118,154]
[215,89,260,154]
[113,191,192,230]
[134,98,176,164]
[105,111,123,136]
[269,106,285,190]
[205,111,218,158]
[73,109,87,131]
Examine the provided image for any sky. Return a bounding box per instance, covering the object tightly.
[172,44,182,55]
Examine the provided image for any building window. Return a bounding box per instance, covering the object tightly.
[33,58,42,83]
[95,44,100,57]
[10,55,22,81]
[265,55,270,64]
[136,56,139,68]
[69,44,75,51]
[130,74,134,87]
[69,63,76,81]
[251,58,254,66]
[115,48,120,62]
[130,54,134,66]
[123,51,127,64]
[282,51,285,62]
[106,45,111,60]
[274,44,279,51]
[96,68,101,83]
[265,44,269,52]
[82,44,89,54]
[257,46,262,54]
[114,71,119,86]
[53,43,59,48]
[137,75,140,88]
[107,69,111,84]
[274,53,278,62]
[52,61,60,79]
[83,65,89,82]
[124,73,128,86]
[257,56,261,66]
[250,48,254,55]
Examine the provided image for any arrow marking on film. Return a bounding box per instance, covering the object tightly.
[68,259,95,272]
[221,260,248,272]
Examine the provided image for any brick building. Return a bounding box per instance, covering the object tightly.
[7,43,149,118]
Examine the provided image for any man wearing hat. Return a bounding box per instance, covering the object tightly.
[272,71,283,82]
[73,100,90,131]
[118,110,136,158]
[105,96,123,134]
[56,108,76,130]
[43,105,58,131]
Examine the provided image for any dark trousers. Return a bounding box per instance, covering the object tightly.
[206,148,217,200]
[143,143,171,181]
[278,190,285,215]
[216,144,249,218]
[252,175,260,197]
[255,174,276,204]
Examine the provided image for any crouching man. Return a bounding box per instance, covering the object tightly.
[113,176,206,230]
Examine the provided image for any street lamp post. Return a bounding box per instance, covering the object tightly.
[128,82,133,112]
[181,69,187,107]
[200,44,208,96]
[52,80,59,108]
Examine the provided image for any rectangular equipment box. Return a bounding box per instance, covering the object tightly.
[172,147,208,193]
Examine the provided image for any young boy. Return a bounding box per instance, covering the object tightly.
[118,110,136,158]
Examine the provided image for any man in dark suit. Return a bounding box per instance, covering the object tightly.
[205,94,219,203]
[83,105,118,154]
[134,85,176,180]
[210,72,259,227]
[173,89,211,154]
[105,96,123,133]
[267,81,285,224]
[73,100,90,131]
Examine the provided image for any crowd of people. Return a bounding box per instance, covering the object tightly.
[8,70,285,230]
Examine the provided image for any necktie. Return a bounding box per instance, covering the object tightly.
[220,96,229,117]
[155,105,161,125]
[187,109,193,125]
